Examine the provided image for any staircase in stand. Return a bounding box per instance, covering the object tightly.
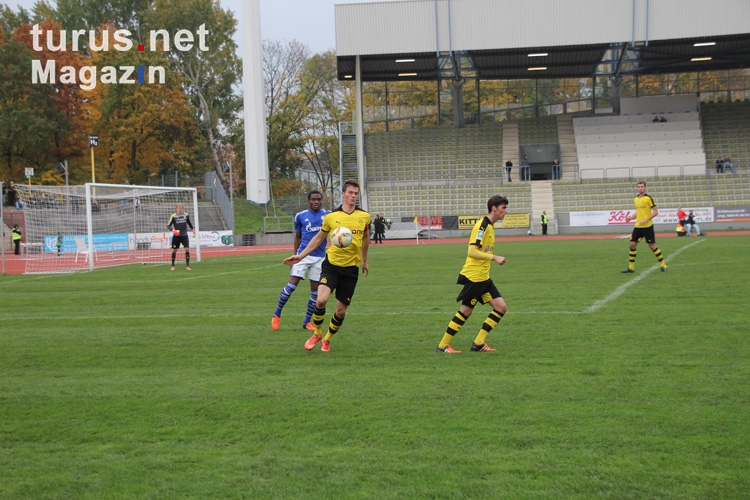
[557,114,578,180]
[531,180,555,235]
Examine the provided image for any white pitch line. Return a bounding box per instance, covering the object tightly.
[582,239,704,314]
[0,241,708,321]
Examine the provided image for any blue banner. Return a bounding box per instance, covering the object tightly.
[44,234,129,253]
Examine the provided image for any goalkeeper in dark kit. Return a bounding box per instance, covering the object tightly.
[167,203,195,271]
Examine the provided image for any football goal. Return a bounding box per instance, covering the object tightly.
[14,183,200,273]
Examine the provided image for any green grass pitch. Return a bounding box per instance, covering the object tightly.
[1,235,749,499]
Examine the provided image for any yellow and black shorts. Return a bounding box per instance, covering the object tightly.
[455,274,501,308]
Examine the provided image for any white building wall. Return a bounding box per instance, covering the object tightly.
[335,1,440,55]
[646,0,750,40]
[335,0,750,56]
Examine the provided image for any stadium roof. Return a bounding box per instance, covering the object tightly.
[335,0,750,82]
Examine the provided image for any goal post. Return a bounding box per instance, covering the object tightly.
[15,183,200,273]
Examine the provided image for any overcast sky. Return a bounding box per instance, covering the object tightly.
[3,0,400,55]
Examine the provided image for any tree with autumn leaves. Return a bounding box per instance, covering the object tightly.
[0,0,237,192]
[262,41,355,200]
[0,18,84,184]
[90,26,202,185]
[1,1,348,201]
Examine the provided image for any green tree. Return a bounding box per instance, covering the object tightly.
[145,0,241,196]
[0,3,32,34]
[52,0,151,34]
[92,25,201,184]
[297,50,355,197]
[0,19,95,182]
[263,39,310,186]
[12,19,93,182]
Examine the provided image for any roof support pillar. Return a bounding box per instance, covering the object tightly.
[354,55,368,211]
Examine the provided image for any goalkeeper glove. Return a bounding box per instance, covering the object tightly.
[172,229,180,236]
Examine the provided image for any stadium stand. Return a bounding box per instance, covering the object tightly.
[518,115,559,145]
[701,100,750,172]
[574,112,706,178]
[366,122,520,217]
[362,94,749,233]
[552,172,750,212]
[365,123,504,183]
[368,182,531,218]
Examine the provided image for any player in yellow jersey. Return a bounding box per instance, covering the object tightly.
[621,180,667,273]
[436,195,509,354]
[283,179,371,353]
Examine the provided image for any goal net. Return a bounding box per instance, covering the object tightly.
[14,183,200,273]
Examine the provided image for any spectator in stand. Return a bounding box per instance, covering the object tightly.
[652,116,660,123]
[676,207,688,236]
[723,155,735,174]
[520,155,530,181]
[505,159,513,182]
[551,158,561,180]
[6,181,20,208]
[660,116,667,123]
[684,210,704,236]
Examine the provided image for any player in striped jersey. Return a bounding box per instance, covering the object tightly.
[283,180,371,353]
[437,195,510,354]
[272,191,329,331]
[621,180,667,273]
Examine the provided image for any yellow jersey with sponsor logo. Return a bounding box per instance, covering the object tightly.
[322,207,371,268]
[459,215,494,282]
[634,194,656,228]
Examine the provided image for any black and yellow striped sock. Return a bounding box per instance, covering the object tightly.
[652,247,666,267]
[628,249,637,270]
[439,311,467,348]
[312,306,326,336]
[474,309,504,346]
[323,313,344,341]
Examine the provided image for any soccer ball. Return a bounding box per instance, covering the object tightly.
[330,226,353,248]
[527,229,532,235]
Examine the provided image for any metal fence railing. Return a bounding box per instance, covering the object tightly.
[264,216,294,233]
[204,171,234,234]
